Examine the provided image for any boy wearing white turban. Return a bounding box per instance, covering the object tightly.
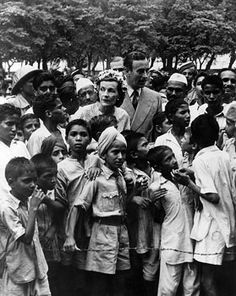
[63,126,130,296]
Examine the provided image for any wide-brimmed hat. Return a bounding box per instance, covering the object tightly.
[11,65,42,95]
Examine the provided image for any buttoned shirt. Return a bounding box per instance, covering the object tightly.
[198,103,226,131]
[0,193,48,283]
[72,165,127,217]
[6,93,31,115]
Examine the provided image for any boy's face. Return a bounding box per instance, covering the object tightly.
[225,117,236,138]
[10,169,37,199]
[23,118,40,141]
[49,98,68,125]
[160,149,178,174]
[136,137,149,160]
[171,104,190,127]
[37,167,57,192]
[104,140,126,171]
[66,124,91,153]
[203,84,223,108]
[0,114,19,145]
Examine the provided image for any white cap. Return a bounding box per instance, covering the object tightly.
[76,78,94,93]
[168,73,188,86]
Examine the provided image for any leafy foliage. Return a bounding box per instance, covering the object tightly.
[0,0,235,71]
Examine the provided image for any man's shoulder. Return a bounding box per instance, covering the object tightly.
[142,87,161,98]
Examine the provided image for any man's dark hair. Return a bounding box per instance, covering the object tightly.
[124,131,145,164]
[31,153,57,177]
[5,157,35,182]
[0,103,21,123]
[191,114,219,147]
[201,75,224,91]
[33,71,55,90]
[65,119,92,140]
[33,93,59,121]
[123,51,146,71]
[165,99,188,121]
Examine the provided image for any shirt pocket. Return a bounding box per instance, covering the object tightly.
[101,191,120,212]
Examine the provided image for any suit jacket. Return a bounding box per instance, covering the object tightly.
[121,87,162,139]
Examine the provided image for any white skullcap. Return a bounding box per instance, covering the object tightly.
[168,73,188,86]
[76,78,94,93]
[98,126,127,157]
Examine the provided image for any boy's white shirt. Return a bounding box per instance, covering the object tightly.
[191,145,236,248]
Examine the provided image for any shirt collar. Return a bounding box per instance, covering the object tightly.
[126,85,142,98]
[195,145,219,158]
[102,165,121,180]
[7,193,22,210]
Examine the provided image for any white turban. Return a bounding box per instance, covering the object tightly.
[168,73,188,86]
[98,127,127,157]
[76,78,94,93]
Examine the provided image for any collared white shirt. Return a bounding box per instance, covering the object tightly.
[154,128,184,165]
[198,103,226,131]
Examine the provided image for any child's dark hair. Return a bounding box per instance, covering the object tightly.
[89,114,118,141]
[65,119,92,140]
[33,71,55,90]
[41,135,67,157]
[31,153,57,177]
[165,99,188,121]
[201,75,223,91]
[153,111,167,127]
[5,157,35,182]
[147,146,172,170]
[191,114,219,147]
[124,131,145,164]
[19,113,40,129]
[193,71,208,87]
[33,93,59,121]
[0,103,21,122]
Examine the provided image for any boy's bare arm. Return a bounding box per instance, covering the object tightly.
[19,187,44,245]
[63,206,80,252]
[173,171,219,204]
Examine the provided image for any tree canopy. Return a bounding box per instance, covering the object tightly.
[0,0,235,72]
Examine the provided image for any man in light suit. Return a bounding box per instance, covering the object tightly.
[121,51,162,140]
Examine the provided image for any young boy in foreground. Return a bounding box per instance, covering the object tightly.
[0,157,50,296]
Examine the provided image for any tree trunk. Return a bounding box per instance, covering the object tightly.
[37,59,41,69]
[167,56,173,71]
[205,53,215,70]
[42,58,48,70]
[161,56,166,70]
[228,49,236,68]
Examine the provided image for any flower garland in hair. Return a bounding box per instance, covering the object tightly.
[96,69,127,92]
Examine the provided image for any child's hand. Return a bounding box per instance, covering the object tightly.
[63,237,80,253]
[85,167,101,180]
[136,176,149,192]
[132,196,151,208]
[150,188,167,202]
[29,186,45,210]
[172,170,190,186]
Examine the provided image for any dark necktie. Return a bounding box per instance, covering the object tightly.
[132,90,139,110]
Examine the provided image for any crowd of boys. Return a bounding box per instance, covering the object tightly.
[0,52,236,296]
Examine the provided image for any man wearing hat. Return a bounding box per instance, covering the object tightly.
[75,77,97,107]
[7,65,42,115]
[178,61,197,104]
[166,73,188,101]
